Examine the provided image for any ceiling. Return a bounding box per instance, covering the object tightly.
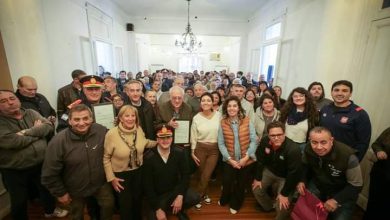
[111,0,268,21]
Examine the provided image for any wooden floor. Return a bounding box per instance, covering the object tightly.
[3,176,364,220]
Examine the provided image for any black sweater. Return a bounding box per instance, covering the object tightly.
[143,146,190,210]
[255,136,302,196]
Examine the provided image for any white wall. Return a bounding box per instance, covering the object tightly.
[136,34,241,73]
[246,0,390,209]
[0,0,135,107]
[132,17,249,71]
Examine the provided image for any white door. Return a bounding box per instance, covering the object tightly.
[355,16,390,209]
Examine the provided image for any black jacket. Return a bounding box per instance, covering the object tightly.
[302,141,362,203]
[143,146,190,211]
[16,90,56,118]
[255,136,302,196]
[42,123,107,198]
[125,96,156,140]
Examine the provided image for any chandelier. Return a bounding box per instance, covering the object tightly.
[175,0,202,53]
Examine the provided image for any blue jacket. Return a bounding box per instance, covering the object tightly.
[320,101,371,161]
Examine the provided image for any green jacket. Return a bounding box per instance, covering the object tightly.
[0,108,53,169]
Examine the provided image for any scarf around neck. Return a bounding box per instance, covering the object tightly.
[286,107,307,125]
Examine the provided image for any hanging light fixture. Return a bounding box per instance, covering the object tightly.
[175,0,202,53]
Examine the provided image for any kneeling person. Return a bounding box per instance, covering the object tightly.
[252,121,302,220]
[143,125,200,220]
[297,127,363,220]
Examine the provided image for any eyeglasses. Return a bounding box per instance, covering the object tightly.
[269,133,284,139]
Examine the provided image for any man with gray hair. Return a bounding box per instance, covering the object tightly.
[188,83,206,112]
[158,76,190,106]
[124,80,156,140]
[158,86,193,128]
[157,86,194,173]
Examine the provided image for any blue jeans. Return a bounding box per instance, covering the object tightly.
[307,182,355,220]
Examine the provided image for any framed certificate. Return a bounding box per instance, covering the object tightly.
[173,120,190,144]
[92,103,115,129]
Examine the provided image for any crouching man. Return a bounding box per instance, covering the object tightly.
[252,121,302,219]
[297,127,363,220]
[143,125,200,220]
[42,104,114,220]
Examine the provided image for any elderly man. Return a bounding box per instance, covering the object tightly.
[252,121,301,219]
[187,83,206,112]
[158,86,193,129]
[42,104,114,220]
[320,80,371,161]
[158,76,190,106]
[143,125,200,220]
[0,90,67,219]
[124,80,156,140]
[57,69,86,118]
[16,76,56,124]
[297,126,363,220]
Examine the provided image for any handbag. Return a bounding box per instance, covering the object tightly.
[291,189,328,220]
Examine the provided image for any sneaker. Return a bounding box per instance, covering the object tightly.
[229,208,238,214]
[203,195,211,204]
[195,203,202,210]
[44,207,69,218]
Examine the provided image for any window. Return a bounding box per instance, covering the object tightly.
[265,22,281,41]
[259,22,282,84]
[260,43,278,82]
[178,54,202,72]
[94,40,113,75]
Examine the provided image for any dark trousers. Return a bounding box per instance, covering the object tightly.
[363,163,390,220]
[307,182,356,220]
[147,188,200,220]
[114,169,143,220]
[219,162,251,210]
[1,164,56,220]
[69,183,114,220]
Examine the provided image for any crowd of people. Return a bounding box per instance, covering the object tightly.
[0,68,388,220]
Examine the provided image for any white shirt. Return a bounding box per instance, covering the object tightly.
[285,119,308,143]
[190,111,222,150]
